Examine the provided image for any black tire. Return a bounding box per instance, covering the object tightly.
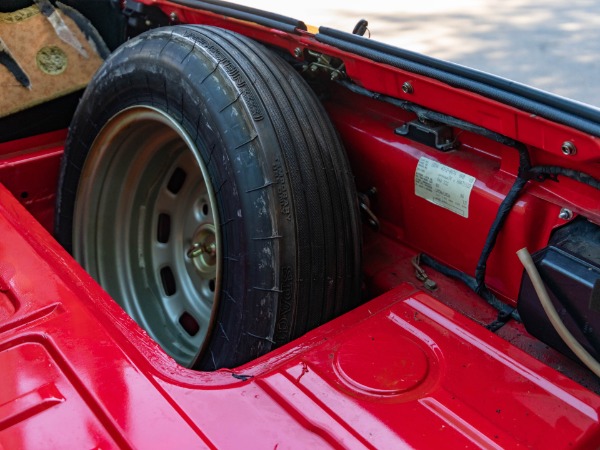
[55,25,362,370]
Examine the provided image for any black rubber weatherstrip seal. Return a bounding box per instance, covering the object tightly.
[317,27,600,137]
[165,0,306,34]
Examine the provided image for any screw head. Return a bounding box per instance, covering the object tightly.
[402,82,414,94]
[169,12,178,22]
[561,141,577,156]
[294,47,302,58]
[558,208,573,221]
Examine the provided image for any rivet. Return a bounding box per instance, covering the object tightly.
[169,12,178,23]
[402,82,414,94]
[561,141,577,156]
[294,47,302,58]
[558,208,573,221]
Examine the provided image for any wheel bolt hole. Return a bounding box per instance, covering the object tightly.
[167,167,187,194]
[157,213,171,243]
[209,279,215,292]
[179,311,200,336]
[160,266,177,296]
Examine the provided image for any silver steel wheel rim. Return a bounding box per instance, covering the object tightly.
[73,106,221,367]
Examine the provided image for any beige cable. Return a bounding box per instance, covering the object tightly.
[517,247,600,378]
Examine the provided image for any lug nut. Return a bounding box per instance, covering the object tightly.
[187,241,216,259]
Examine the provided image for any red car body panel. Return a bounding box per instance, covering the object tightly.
[1,1,600,448]
[1,182,600,448]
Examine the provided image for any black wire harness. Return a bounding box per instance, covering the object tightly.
[338,80,600,330]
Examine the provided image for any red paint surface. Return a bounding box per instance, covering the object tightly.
[324,93,565,304]
[0,184,599,448]
[0,130,65,232]
[1,2,600,447]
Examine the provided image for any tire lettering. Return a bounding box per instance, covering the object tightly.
[273,158,292,221]
[191,34,265,122]
[274,266,294,343]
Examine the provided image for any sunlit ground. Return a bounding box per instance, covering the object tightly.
[233,0,600,107]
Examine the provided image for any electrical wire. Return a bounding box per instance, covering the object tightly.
[530,166,600,190]
[338,79,600,330]
[517,247,600,378]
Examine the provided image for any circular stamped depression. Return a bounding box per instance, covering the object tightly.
[333,329,430,396]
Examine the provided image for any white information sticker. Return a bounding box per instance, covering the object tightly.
[414,157,476,218]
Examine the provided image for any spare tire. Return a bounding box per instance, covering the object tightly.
[55,25,362,370]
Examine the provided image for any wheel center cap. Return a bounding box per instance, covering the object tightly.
[188,223,217,275]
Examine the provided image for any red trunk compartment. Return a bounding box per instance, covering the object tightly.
[1,2,600,447]
[1,183,599,448]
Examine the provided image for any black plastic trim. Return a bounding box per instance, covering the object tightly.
[317,27,600,137]
[167,0,306,34]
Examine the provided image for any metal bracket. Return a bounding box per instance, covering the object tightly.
[395,119,458,152]
[358,189,379,231]
[306,50,345,81]
[411,255,438,291]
